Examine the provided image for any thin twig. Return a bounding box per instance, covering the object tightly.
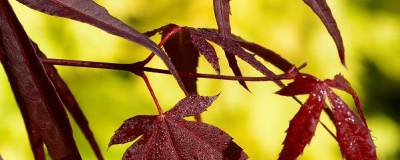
[140,72,164,115]
[290,96,337,139]
[141,26,182,65]
[320,119,337,141]
[42,58,294,82]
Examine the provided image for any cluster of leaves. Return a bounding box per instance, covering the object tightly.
[277,74,376,160]
[144,24,295,92]
[0,0,377,160]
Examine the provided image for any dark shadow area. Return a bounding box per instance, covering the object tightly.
[360,58,400,159]
[348,0,400,15]
[360,58,400,123]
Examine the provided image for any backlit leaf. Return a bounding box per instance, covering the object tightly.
[110,95,247,160]
[277,74,377,160]
[325,74,367,124]
[327,90,377,160]
[276,75,318,96]
[278,90,325,160]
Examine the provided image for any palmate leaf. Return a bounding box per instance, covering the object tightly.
[110,95,247,160]
[16,0,187,95]
[302,0,345,66]
[277,74,377,160]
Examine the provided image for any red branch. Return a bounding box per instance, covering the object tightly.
[140,73,164,115]
[42,58,294,82]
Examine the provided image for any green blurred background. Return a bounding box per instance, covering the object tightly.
[1,0,399,159]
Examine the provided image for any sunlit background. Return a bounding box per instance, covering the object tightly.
[1,0,399,159]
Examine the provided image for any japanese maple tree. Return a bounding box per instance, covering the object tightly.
[0,0,377,160]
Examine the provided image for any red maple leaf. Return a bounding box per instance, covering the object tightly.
[109,95,248,160]
[277,74,377,160]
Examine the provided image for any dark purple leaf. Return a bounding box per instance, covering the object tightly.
[278,90,325,160]
[237,40,294,72]
[303,0,345,66]
[327,90,377,160]
[0,1,80,159]
[221,42,276,79]
[32,43,103,160]
[24,115,46,160]
[5,51,46,158]
[1,42,45,160]
[110,95,247,160]
[325,74,367,124]
[145,25,221,75]
[188,28,286,88]
[191,27,295,72]
[187,28,221,40]
[190,34,220,74]
[213,0,232,37]
[16,0,187,95]
[162,27,200,94]
[225,52,250,91]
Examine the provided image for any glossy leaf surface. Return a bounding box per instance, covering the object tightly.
[278,90,324,160]
[325,74,367,124]
[327,90,377,160]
